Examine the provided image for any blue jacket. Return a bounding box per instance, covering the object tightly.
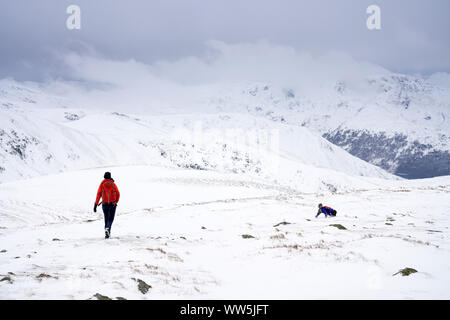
[316,206,335,217]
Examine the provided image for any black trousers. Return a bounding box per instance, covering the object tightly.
[102,203,116,231]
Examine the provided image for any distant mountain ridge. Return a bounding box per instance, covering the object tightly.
[0,79,394,194]
[202,73,450,179]
[1,70,449,181]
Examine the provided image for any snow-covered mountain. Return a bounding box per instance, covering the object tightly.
[1,67,449,184]
[193,74,450,179]
[1,72,450,300]
[0,78,394,194]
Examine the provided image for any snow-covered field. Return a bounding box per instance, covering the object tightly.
[1,165,449,299]
[1,76,449,300]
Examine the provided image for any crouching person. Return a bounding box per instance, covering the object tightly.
[316,203,337,218]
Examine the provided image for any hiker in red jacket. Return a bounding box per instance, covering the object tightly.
[94,172,120,238]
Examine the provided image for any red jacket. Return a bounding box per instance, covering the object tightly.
[95,179,120,205]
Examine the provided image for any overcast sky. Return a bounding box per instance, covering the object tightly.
[0,0,449,81]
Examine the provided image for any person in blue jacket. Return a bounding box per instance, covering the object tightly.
[316,203,337,218]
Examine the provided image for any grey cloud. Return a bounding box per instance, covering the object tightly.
[0,0,449,81]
